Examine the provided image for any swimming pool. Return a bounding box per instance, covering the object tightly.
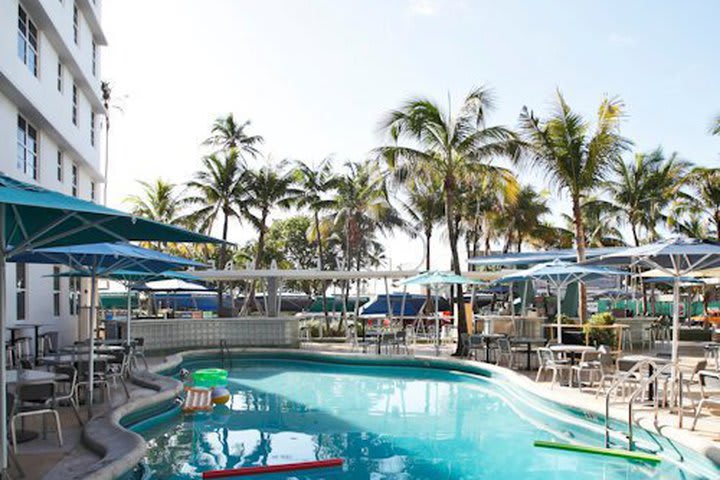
[125,353,720,479]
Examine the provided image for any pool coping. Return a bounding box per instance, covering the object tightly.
[47,347,720,479]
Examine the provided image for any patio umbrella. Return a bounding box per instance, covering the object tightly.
[492,259,629,342]
[0,174,219,472]
[11,243,206,412]
[591,236,720,364]
[401,271,481,355]
[51,268,203,346]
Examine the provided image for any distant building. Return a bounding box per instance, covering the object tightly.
[0,0,107,347]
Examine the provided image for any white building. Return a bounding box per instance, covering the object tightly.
[0,0,107,349]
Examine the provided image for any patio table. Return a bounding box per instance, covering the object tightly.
[471,333,505,362]
[510,337,546,370]
[6,322,54,364]
[60,345,124,354]
[39,353,113,366]
[549,345,596,365]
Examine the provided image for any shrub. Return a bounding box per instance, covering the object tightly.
[584,312,616,348]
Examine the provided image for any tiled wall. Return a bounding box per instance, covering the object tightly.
[132,317,300,351]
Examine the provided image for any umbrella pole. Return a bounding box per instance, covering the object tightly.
[556,286,562,343]
[0,205,7,474]
[126,284,132,344]
[87,264,98,418]
[435,287,440,356]
[672,276,680,365]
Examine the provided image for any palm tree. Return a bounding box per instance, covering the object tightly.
[293,158,339,323]
[606,149,689,246]
[711,114,720,136]
[498,185,551,252]
[519,91,631,321]
[680,167,720,240]
[377,87,522,351]
[125,178,182,224]
[398,174,445,272]
[185,149,246,315]
[562,198,625,247]
[204,113,264,157]
[333,161,402,323]
[240,161,301,313]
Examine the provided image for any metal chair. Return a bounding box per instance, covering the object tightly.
[571,350,602,389]
[495,337,515,369]
[692,370,720,431]
[77,360,113,406]
[11,382,63,453]
[535,347,571,388]
[131,337,148,370]
[52,365,84,425]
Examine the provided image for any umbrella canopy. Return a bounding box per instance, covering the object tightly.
[50,268,202,283]
[400,270,482,286]
[492,259,629,341]
[9,242,204,273]
[642,276,704,285]
[133,278,208,292]
[0,174,220,470]
[592,236,720,364]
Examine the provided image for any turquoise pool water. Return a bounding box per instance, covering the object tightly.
[129,357,719,479]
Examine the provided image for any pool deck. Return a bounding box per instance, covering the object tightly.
[14,341,720,479]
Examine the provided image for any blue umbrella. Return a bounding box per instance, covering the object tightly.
[592,236,720,363]
[11,243,206,412]
[0,174,219,472]
[493,259,629,342]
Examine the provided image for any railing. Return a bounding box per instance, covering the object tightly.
[604,359,683,450]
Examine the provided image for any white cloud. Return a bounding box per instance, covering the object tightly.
[409,0,439,16]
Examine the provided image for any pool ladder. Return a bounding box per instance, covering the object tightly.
[603,360,683,451]
[219,340,232,370]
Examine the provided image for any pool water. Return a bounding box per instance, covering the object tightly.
[130,358,719,479]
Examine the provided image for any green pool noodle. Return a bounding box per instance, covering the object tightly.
[534,440,662,464]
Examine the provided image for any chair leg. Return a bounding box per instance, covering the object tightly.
[10,416,18,454]
[692,399,706,430]
[535,366,544,382]
[51,410,63,448]
[551,369,557,389]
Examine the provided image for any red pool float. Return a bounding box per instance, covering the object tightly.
[202,458,344,478]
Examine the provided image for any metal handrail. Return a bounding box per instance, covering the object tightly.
[625,362,682,450]
[604,359,658,448]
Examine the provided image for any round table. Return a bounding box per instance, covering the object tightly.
[549,345,597,365]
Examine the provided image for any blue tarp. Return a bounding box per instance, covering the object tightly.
[361,293,451,316]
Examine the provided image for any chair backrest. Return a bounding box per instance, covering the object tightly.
[77,360,108,379]
[497,337,511,353]
[537,347,553,366]
[18,382,55,403]
[53,365,78,386]
[579,350,601,364]
[469,335,484,347]
[692,360,708,376]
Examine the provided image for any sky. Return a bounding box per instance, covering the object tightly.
[101,0,720,271]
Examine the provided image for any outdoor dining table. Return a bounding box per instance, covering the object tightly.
[6,322,55,364]
[471,333,505,362]
[510,337,546,370]
[60,345,124,353]
[40,353,114,366]
[549,344,596,365]
[363,330,398,355]
[7,369,68,443]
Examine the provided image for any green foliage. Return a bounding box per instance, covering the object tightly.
[584,312,616,348]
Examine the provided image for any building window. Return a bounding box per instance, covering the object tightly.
[17,6,38,77]
[90,111,95,146]
[17,116,38,180]
[57,150,64,182]
[16,263,27,321]
[92,41,97,76]
[73,4,79,45]
[53,266,61,317]
[57,62,63,92]
[71,163,78,196]
[72,83,78,125]
[90,181,96,201]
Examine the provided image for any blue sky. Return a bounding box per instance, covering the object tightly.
[102,0,720,270]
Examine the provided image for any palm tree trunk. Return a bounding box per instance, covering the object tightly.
[444,179,467,356]
[315,211,330,328]
[217,212,229,317]
[715,210,720,241]
[246,214,268,314]
[631,224,640,247]
[572,195,587,323]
